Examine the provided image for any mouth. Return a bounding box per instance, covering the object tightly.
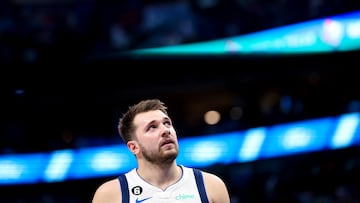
[161,139,174,147]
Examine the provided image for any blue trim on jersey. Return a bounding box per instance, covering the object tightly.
[193,168,210,203]
[118,174,129,203]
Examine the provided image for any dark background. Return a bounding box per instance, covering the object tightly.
[1,0,360,202]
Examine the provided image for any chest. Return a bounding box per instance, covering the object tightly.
[127,178,201,203]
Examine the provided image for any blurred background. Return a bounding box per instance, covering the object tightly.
[1,0,360,202]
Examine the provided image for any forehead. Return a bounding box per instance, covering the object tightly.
[133,110,168,126]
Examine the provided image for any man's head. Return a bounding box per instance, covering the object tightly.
[118,99,169,143]
[118,99,179,164]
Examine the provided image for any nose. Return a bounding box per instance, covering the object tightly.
[161,125,171,136]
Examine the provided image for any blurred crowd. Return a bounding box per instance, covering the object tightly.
[1,0,360,64]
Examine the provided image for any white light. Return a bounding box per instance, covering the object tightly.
[239,128,266,162]
[331,113,359,149]
[282,127,312,149]
[347,20,360,39]
[0,160,25,180]
[190,141,223,163]
[44,150,73,182]
[91,151,124,171]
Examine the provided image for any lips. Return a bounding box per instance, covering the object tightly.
[161,139,174,146]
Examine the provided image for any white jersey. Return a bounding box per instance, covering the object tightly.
[117,165,209,203]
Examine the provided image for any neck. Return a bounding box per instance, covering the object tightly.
[137,162,182,190]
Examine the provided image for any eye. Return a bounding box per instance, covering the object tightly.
[149,124,157,129]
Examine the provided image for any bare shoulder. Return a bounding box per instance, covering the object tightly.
[202,171,230,203]
[92,178,121,203]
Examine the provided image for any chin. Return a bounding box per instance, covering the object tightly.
[163,151,178,160]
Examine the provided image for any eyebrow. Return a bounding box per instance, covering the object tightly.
[144,117,170,128]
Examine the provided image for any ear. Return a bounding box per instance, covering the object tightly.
[127,140,139,154]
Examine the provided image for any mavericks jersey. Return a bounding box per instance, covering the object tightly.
[118,165,209,203]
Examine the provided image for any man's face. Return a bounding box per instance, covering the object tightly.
[133,110,179,164]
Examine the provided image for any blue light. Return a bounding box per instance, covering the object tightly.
[67,144,136,179]
[177,132,243,167]
[0,153,49,185]
[1,113,360,185]
[330,113,360,149]
[260,117,334,158]
[238,127,266,162]
[43,150,74,183]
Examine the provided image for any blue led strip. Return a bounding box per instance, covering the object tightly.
[0,112,359,185]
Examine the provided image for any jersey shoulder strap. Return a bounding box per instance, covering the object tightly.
[193,168,210,203]
[118,174,129,203]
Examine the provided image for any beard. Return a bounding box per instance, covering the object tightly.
[140,143,178,165]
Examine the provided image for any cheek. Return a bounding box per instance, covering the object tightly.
[171,129,177,137]
[139,137,158,148]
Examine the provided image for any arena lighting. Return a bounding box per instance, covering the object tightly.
[259,117,335,158]
[177,132,243,167]
[43,150,73,183]
[66,145,136,180]
[330,113,360,149]
[204,110,221,125]
[0,112,360,185]
[238,127,266,162]
[0,153,49,184]
[125,10,360,56]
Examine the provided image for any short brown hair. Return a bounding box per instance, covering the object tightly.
[118,99,168,143]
